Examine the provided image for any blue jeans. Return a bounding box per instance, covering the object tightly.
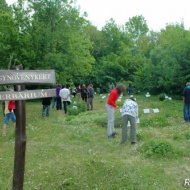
[183,103,190,122]
[42,105,50,117]
[4,112,16,124]
[52,97,56,108]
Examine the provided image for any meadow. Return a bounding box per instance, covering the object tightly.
[0,93,190,190]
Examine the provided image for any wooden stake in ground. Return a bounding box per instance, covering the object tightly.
[12,65,26,190]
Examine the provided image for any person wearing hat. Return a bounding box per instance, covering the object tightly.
[120,97,139,144]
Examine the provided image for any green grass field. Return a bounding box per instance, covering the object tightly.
[0,93,190,190]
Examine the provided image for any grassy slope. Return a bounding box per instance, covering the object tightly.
[0,94,190,190]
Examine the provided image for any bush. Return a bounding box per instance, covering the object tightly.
[68,101,87,116]
[159,93,165,101]
[77,101,87,112]
[141,140,174,158]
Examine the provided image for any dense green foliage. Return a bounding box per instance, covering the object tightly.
[1,0,190,95]
[0,94,189,189]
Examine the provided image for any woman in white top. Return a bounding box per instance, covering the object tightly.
[120,97,138,144]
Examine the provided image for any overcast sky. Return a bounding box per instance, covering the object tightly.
[6,0,190,31]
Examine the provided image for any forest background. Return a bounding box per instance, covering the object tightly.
[0,0,190,96]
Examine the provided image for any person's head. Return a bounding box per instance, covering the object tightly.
[116,83,126,95]
[186,82,190,86]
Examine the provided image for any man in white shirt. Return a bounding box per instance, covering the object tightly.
[59,84,70,114]
[120,97,139,144]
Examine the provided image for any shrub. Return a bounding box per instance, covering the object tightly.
[141,140,174,158]
[68,101,87,115]
[67,106,80,115]
[77,101,87,112]
[159,93,165,101]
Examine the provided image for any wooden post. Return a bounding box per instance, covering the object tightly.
[12,65,26,190]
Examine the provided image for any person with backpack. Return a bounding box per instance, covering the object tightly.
[81,84,88,102]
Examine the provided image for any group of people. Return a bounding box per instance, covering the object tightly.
[105,81,190,145]
[2,81,190,145]
[42,84,95,117]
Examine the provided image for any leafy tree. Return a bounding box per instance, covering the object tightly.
[0,0,18,69]
[125,15,149,43]
[25,0,94,84]
[151,24,190,94]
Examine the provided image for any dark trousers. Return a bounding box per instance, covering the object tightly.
[82,96,87,102]
[56,97,62,110]
[63,101,70,114]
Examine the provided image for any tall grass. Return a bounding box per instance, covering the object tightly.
[0,94,190,189]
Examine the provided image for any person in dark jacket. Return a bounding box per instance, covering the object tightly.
[56,84,62,110]
[87,84,94,110]
[81,84,88,102]
[182,82,190,123]
[42,97,52,117]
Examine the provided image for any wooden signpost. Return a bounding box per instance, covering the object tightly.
[0,65,56,190]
